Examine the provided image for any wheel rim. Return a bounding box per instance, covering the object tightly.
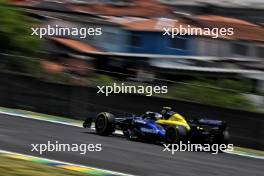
[96,117,105,130]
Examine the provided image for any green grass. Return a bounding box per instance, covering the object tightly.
[165,79,257,112]
[0,156,86,176]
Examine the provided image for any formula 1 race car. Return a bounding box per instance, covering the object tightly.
[83,107,229,145]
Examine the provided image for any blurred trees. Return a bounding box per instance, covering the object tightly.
[0,0,40,55]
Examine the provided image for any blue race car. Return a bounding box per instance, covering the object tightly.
[83,107,229,145]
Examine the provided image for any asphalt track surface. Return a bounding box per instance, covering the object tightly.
[0,114,263,176]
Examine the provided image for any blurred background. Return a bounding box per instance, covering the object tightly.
[0,1,264,175]
[0,0,263,114]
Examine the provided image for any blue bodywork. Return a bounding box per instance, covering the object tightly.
[131,116,166,140]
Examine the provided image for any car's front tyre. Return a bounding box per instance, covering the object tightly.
[95,112,115,136]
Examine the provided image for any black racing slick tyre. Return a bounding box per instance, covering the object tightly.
[165,126,187,144]
[95,112,115,136]
[216,130,230,145]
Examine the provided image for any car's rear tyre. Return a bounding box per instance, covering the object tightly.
[208,129,230,153]
[165,126,187,144]
[218,130,230,145]
[95,112,115,136]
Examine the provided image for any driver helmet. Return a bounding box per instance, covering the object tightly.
[161,107,174,120]
[145,111,162,120]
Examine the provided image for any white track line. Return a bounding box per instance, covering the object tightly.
[224,150,264,160]
[0,110,124,135]
[0,111,82,127]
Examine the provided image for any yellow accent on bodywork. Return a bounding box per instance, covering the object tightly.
[156,113,191,131]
